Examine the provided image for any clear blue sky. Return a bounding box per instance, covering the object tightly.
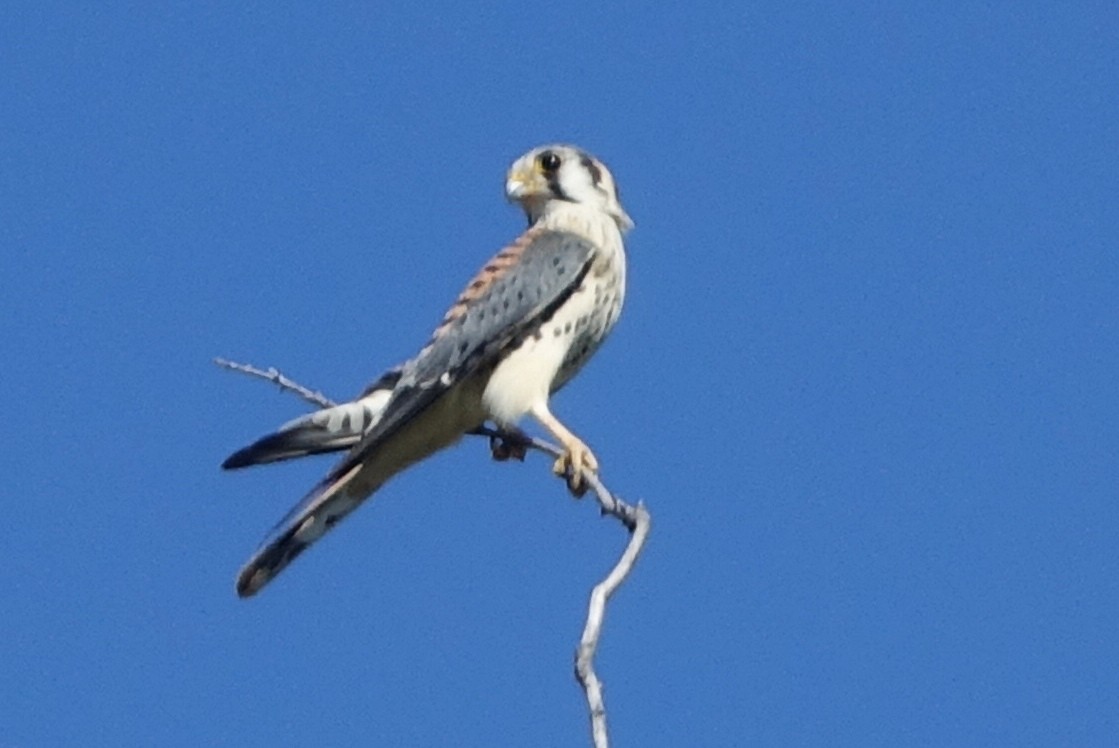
[3,3,1116,746]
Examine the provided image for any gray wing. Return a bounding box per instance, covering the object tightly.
[375,228,597,441]
[235,229,597,596]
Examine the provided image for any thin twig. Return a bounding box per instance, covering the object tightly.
[468,426,642,532]
[575,502,651,748]
[216,358,649,747]
[213,358,337,409]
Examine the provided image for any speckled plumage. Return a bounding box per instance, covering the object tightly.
[224,144,632,597]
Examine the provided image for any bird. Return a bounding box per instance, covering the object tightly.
[223,144,633,597]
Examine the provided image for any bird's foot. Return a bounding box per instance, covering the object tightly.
[488,428,528,462]
[553,439,598,497]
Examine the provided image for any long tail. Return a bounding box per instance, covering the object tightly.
[228,363,478,597]
[227,368,404,596]
[221,370,400,469]
[235,460,367,597]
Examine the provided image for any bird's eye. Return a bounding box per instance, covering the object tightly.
[538,152,561,173]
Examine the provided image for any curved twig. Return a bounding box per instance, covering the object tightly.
[215,358,650,747]
[575,502,650,747]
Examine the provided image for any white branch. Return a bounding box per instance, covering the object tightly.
[213,357,337,409]
[216,358,650,747]
[574,501,650,747]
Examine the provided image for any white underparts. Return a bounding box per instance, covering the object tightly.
[483,325,570,425]
[481,202,626,428]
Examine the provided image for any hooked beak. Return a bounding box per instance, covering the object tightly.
[505,163,545,202]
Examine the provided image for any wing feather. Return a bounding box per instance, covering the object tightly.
[235,229,597,596]
[324,229,597,481]
[221,368,402,469]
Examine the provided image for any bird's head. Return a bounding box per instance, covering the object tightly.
[505,144,633,233]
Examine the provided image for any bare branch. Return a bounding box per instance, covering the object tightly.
[468,425,652,747]
[469,426,642,531]
[216,359,650,747]
[213,358,337,409]
[575,502,651,748]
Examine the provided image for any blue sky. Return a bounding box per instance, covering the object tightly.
[3,2,1116,745]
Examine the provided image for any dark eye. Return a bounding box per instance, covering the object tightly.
[538,152,561,173]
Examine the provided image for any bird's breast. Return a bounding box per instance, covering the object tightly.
[482,213,626,426]
[480,260,624,425]
[553,264,624,390]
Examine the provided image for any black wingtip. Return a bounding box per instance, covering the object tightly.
[222,426,359,471]
[222,434,295,470]
[221,449,255,470]
[236,532,312,598]
[236,566,266,598]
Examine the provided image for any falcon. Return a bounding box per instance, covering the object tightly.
[223,144,633,597]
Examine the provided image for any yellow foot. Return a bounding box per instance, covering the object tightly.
[552,440,599,497]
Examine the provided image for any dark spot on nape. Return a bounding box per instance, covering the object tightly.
[580,154,603,186]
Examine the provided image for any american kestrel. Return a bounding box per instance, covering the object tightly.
[224,144,632,597]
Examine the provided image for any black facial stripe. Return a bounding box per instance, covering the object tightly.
[579,154,603,187]
[546,171,577,202]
